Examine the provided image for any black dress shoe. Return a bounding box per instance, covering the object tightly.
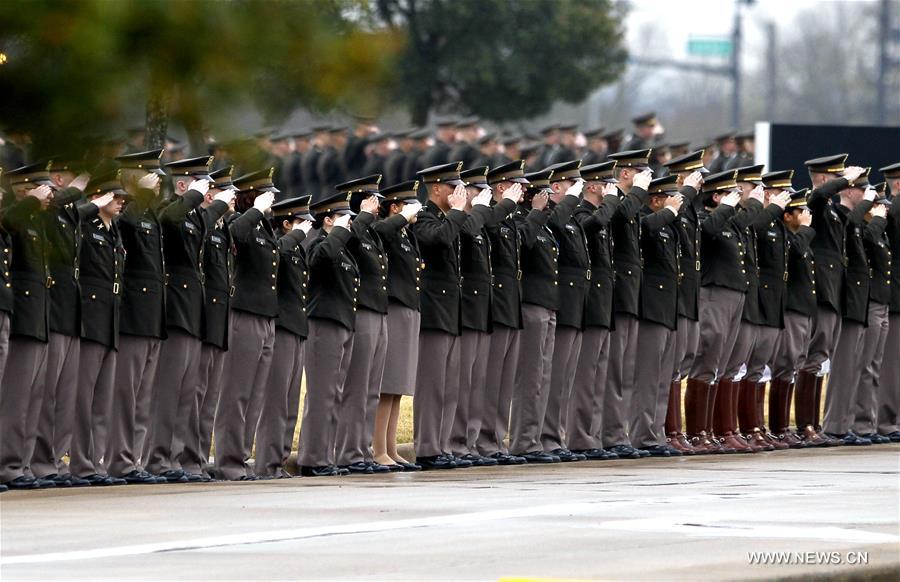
[183,473,205,482]
[640,445,672,457]
[859,433,890,444]
[551,448,586,462]
[122,470,160,485]
[300,465,338,477]
[4,476,40,490]
[342,462,374,474]
[365,462,393,474]
[83,474,115,486]
[607,444,642,459]
[0,484,7,492]
[489,452,527,465]
[137,471,167,484]
[416,455,457,470]
[235,474,259,481]
[829,432,871,446]
[380,462,404,472]
[333,466,350,476]
[43,474,72,487]
[664,445,684,456]
[395,461,421,471]
[519,451,560,463]
[31,477,57,488]
[571,448,615,460]
[884,431,900,443]
[449,454,473,468]
[459,453,499,467]
[59,473,92,487]
[158,469,189,483]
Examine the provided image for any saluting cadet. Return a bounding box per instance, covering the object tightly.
[540,160,590,462]
[507,169,567,464]
[68,172,129,486]
[0,164,55,489]
[684,170,753,453]
[876,163,900,441]
[144,156,224,482]
[30,163,94,485]
[254,196,313,478]
[333,175,395,474]
[660,150,706,455]
[769,191,816,447]
[622,113,658,152]
[195,167,238,471]
[629,175,684,457]
[568,161,620,461]
[601,150,653,460]
[850,188,891,443]
[213,169,278,480]
[372,181,423,470]
[823,169,879,445]
[411,162,471,470]
[449,167,500,466]
[715,166,790,453]
[477,161,534,464]
[0,173,12,492]
[797,156,867,446]
[105,150,169,482]
[298,192,358,477]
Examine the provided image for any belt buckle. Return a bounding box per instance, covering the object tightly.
[784,271,789,282]
[74,267,80,280]
[695,260,701,272]
[113,282,120,295]
[229,285,236,297]
[586,269,592,281]
[46,276,53,288]
[516,269,522,281]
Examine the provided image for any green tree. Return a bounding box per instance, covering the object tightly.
[371,0,628,124]
[0,0,401,158]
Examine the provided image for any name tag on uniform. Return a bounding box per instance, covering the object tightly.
[255,236,266,245]
[681,216,690,225]
[401,243,412,252]
[565,224,576,234]
[340,262,354,272]
[27,228,39,237]
[659,231,671,240]
[473,234,484,244]
[879,241,886,248]
[92,232,106,242]
[721,231,733,239]
[140,221,154,230]
[500,226,512,237]
[362,242,373,251]
[210,235,224,244]
[829,210,839,221]
[537,235,550,243]
[184,221,198,233]
[58,215,68,225]
[854,227,861,236]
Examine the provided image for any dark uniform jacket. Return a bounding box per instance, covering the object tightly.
[383,150,408,187]
[639,206,680,330]
[484,198,531,330]
[785,226,817,316]
[459,205,495,333]
[349,211,397,315]
[675,186,701,321]
[412,201,470,335]
[201,209,233,350]
[0,222,12,314]
[574,194,620,329]
[160,190,228,338]
[420,140,452,169]
[808,177,855,314]
[515,202,559,312]
[301,147,322,198]
[344,135,368,179]
[611,186,650,317]
[754,205,790,329]
[228,208,279,319]
[2,196,51,341]
[275,229,309,338]
[864,216,891,307]
[307,226,359,331]
[448,142,479,169]
[740,203,786,327]
[549,195,591,330]
[79,216,125,349]
[376,218,420,311]
[698,199,762,292]
[888,199,900,313]
[839,200,875,324]
[118,188,166,339]
[45,188,99,337]
[317,146,348,197]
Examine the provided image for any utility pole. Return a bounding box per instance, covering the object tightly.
[765,21,777,121]
[876,0,890,124]
[730,1,743,129]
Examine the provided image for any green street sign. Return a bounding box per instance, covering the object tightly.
[687,37,733,57]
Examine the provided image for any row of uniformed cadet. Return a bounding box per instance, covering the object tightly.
[1,147,898,490]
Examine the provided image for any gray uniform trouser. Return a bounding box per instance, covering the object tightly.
[299,319,353,467]
[772,312,813,381]
[723,322,760,380]
[689,287,745,383]
[823,318,866,434]
[541,326,582,452]
[477,326,520,456]
[877,314,900,435]
[851,303,890,436]
[197,344,227,470]
[413,330,461,458]
[336,310,387,466]
[215,310,275,479]
[144,329,203,475]
[725,322,781,383]
[106,335,161,476]
[630,321,677,449]
[508,305,556,455]
[173,343,226,475]
[601,313,639,448]
[568,326,610,451]
[802,306,842,375]
[450,329,490,456]
[672,317,700,382]
[31,333,80,477]
[255,330,305,477]
[70,341,116,478]
[0,335,48,483]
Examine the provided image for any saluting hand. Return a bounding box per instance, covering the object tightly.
[90,192,116,210]
[632,169,653,190]
[565,179,584,198]
[871,204,888,219]
[503,183,523,203]
[333,213,352,229]
[721,191,741,207]
[448,184,467,211]
[137,172,160,192]
[68,173,91,192]
[531,190,549,211]
[769,191,792,209]
[294,219,314,234]
[683,171,703,190]
[213,189,236,206]
[749,185,765,203]
[400,201,422,223]
[360,195,380,215]
[189,178,210,196]
[863,187,877,202]
[472,188,492,207]
[253,191,275,212]
[601,183,618,197]
[665,193,684,213]
[28,184,53,203]
[842,166,865,184]
[798,209,812,227]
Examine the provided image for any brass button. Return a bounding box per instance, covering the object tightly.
[382,286,387,291]
[91,294,96,299]
[416,286,420,291]
[569,282,574,287]
[212,298,217,303]
[658,284,664,289]
[143,287,148,293]
[474,289,479,294]
[183,283,188,289]
[442,289,446,294]
[497,283,503,289]
[25,290,29,296]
